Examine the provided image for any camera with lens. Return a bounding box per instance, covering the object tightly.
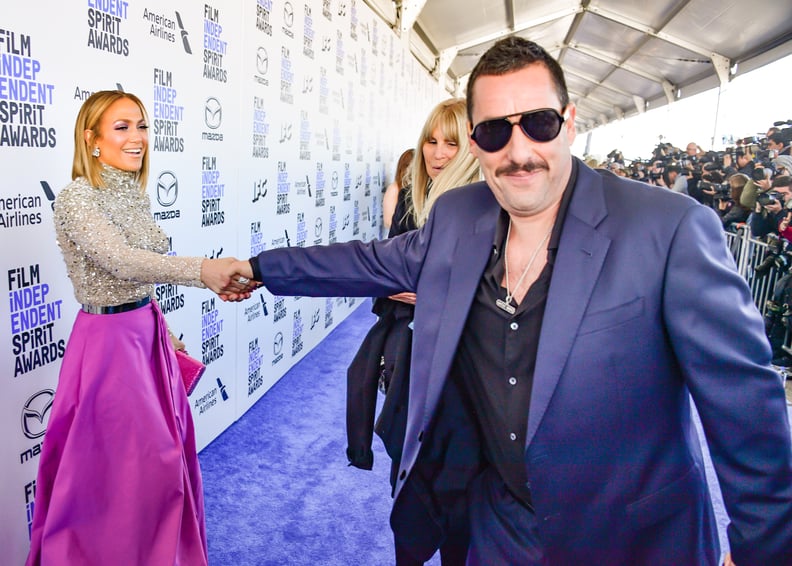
[699,180,730,201]
[698,150,724,167]
[757,191,782,208]
[755,148,773,166]
[738,136,761,146]
[772,120,792,143]
[756,233,792,276]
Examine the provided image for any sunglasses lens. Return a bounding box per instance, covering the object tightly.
[472,120,513,152]
[473,109,565,152]
[520,110,563,142]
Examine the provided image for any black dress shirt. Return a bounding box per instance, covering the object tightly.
[451,160,578,508]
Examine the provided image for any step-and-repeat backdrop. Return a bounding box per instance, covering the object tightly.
[1,1,444,561]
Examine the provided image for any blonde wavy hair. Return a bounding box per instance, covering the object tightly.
[408,98,480,227]
[72,90,150,190]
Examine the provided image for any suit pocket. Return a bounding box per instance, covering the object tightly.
[577,296,644,336]
[625,464,700,531]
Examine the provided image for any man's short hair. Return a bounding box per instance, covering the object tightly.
[769,132,786,146]
[772,175,792,189]
[465,36,569,123]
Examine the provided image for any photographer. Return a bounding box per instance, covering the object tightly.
[721,152,738,179]
[770,176,792,242]
[685,142,703,158]
[696,157,729,207]
[768,131,791,157]
[748,178,785,239]
[736,149,757,177]
[750,175,792,240]
[718,173,752,231]
[661,163,689,194]
[774,154,792,177]
[645,159,666,186]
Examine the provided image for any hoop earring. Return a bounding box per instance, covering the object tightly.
[92,147,100,158]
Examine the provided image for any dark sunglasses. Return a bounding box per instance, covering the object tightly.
[471,107,568,152]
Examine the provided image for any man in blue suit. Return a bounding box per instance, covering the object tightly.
[233,37,792,565]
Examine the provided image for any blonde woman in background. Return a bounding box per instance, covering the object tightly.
[406,99,481,229]
[347,98,481,566]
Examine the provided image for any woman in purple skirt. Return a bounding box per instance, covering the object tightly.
[26,90,251,566]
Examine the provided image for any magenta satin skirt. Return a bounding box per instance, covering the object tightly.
[26,302,208,566]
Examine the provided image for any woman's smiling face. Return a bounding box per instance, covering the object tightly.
[91,97,148,172]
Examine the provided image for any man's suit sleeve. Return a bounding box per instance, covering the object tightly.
[249,227,429,299]
[662,203,792,564]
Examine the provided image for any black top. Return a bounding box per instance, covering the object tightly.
[389,184,418,237]
[452,160,578,508]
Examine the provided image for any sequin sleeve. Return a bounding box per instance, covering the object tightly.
[54,178,205,306]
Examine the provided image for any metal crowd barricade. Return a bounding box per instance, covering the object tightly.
[726,226,779,317]
[727,227,792,376]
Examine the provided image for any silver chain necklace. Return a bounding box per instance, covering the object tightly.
[495,220,552,315]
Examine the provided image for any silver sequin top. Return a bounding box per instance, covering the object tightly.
[54,165,204,307]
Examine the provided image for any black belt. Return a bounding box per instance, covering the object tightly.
[81,296,151,315]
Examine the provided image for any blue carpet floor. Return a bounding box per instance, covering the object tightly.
[200,301,792,565]
[200,302,412,566]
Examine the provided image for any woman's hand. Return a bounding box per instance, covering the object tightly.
[388,292,417,305]
[169,332,186,352]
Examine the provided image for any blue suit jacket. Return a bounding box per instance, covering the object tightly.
[254,162,792,564]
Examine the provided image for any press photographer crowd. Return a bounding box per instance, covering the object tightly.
[591,120,792,236]
[589,120,792,365]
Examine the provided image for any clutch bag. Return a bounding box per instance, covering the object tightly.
[176,349,206,396]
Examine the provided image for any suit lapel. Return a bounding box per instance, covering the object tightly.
[526,166,611,448]
[421,210,497,428]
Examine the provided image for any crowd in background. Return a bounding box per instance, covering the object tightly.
[586,122,792,241]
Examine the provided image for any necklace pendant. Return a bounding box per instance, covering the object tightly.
[496,298,516,315]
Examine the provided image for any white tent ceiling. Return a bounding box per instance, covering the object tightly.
[365,0,792,133]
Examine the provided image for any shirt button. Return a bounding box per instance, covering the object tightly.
[510,322,519,331]
[508,377,517,386]
[509,432,517,441]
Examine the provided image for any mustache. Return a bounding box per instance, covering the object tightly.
[495,160,547,176]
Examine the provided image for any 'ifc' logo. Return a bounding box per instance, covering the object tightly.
[204,97,222,129]
[156,171,178,207]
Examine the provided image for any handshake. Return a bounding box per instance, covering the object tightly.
[200,257,260,302]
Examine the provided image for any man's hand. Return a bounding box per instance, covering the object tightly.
[229,259,254,281]
[779,211,792,233]
[765,201,783,215]
[215,259,259,302]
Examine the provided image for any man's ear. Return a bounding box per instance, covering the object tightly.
[468,121,481,157]
[563,103,576,145]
